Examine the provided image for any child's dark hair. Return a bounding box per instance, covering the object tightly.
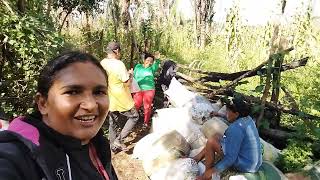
[144,52,154,60]
[226,97,250,117]
[37,51,107,97]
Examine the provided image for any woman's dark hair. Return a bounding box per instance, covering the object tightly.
[37,51,107,97]
[144,52,154,60]
[226,97,250,117]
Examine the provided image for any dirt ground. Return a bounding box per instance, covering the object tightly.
[111,121,151,180]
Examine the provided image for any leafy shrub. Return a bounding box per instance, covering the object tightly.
[276,140,313,172]
[0,5,64,117]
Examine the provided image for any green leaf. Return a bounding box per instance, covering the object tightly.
[255,85,265,93]
[251,105,262,113]
[8,39,16,45]
[32,48,39,53]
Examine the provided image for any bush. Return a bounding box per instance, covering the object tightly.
[276,140,313,172]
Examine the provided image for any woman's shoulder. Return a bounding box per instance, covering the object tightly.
[0,130,33,156]
[228,116,253,130]
[0,130,33,165]
[134,63,143,68]
[0,131,43,179]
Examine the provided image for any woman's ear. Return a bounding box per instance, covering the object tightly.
[35,92,48,115]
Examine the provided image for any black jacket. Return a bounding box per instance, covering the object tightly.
[0,114,118,180]
[158,60,177,89]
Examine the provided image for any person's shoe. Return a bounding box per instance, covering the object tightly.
[113,140,129,151]
[111,145,120,153]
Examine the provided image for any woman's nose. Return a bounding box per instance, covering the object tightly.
[80,94,97,110]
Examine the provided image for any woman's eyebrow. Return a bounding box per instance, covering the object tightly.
[60,84,107,90]
[95,85,108,90]
[60,85,83,90]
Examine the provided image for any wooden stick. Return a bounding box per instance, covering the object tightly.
[281,86,299,110]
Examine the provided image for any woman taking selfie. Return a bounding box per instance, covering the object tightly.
[0,51,117,180]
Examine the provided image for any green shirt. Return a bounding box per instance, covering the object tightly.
[133,59,160,90]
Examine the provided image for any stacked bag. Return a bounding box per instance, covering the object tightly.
[133,77,285,180]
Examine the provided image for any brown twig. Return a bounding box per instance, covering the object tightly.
[281,86,299,110]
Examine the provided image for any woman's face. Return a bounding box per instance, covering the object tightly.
[226,108,239,123]
[37,62,109,144]
[143,57,154,67]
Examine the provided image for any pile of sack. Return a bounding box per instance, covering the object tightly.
[132,77,285,180]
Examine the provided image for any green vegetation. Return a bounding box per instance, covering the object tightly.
[0,0,319,174]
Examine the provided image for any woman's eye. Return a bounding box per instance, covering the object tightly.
[65,90,79,95]
[95,90,107,95]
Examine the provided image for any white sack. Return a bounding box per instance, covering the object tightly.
[152,107,204,147]
[188,131,207,150]
[260,138,281,162]
[188,146,204,158]
[132,133,162,160]
[189,95,220,125]
[201,117,229,138]
[229,175,247,180]
[164,77,196,107]
[150,158,199,180]
[143,130,191,175]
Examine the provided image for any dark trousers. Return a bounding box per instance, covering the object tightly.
[108,107,139,145]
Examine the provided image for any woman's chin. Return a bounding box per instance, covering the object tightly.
[76,129,100,145]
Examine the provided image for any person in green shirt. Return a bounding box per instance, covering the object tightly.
[133,52,161,126]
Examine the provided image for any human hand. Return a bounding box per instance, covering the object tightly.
[154,51,161,59]
[128,68,133,75]
[210,111,219,117]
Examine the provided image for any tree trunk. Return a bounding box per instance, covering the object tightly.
[59,9,72,33]
[281,0,287,14]
[271,54,284,104]
[46,0,52,17]
[158,0,167,23]
[85,13,92,53]
[129,33,135,68]
[199,0,206,48]
[0,39,4,80]
[257,25,280,127]
[194,0,215,48]
[17,0,26,14]
[111,0,120,41]
[195,0,201,47]
[121,0,130,29]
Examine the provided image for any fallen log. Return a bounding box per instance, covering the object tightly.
[239,93,320,121]
[178,56,308,82]
[260,128,294,140]
[176,72,221,90]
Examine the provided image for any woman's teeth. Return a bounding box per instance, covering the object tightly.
[76,115,95,121]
